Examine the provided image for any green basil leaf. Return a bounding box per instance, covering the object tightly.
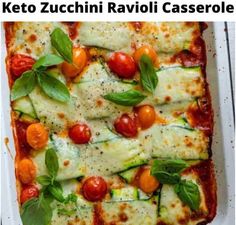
[58,208,77,216]
[36,175,52,186]
[37,72,70,102]
[103,89,146,106]
[139,54,158,93]
[51,28,73,63]
[33,54,64,69]
[45,148,59,179]
[174,180,200,210]
[64,193,78,204]
[48,181,65,203]
[21,194,52,225]
[153,171,180,184]
[151,159,188,174]
[11,71,36,100]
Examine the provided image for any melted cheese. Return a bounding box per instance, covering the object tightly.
[75,62,133,119]
[139,124,209,160]
[101,200,157,225]
[134,22,200,53]
[78,22,132,53]
[33,129,148,179]
[142,67,204,105]
[29,86,83,131]
[9,22,65,58]
[158,172,208,225]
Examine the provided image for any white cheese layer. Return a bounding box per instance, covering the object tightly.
[158,172,208,225]
[139,124,209,160]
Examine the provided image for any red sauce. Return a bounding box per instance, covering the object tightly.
[130,22,143,31]
[62,22,79,40]
[183,160,217,223]
[199,22,208,33]
[93,203,104,225]
[172,37,206,68]
[186,87,213,137]
[4,22,14,49]
[15,120,31,158]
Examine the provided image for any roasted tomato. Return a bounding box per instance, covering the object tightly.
[62,47,87,78]
[114,114,138,138]
[108,52,137,79]
[133,45,157,64]
[26,123,48,150]
[82,176,107,202]
[20,185,39,204]
[18,158,36,184]
[69,123,91,144]
[139,168,160,193]
[137,105,156,129]
[10,54,35,77]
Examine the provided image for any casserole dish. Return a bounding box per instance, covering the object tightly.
[1,22,235,225]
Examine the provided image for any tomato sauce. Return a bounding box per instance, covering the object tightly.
[130,22,143,31]
[186,87,213,137]
[14,120,31,158]
[93,203,105,225]
[172,37,206,69]
[183,160,217,222]
[62,22,80,40]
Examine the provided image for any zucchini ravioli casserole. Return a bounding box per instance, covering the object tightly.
[4,22,216,225]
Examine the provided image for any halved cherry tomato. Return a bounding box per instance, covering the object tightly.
[137,105,156,129]
[82,176,107,202]
[18,158,36,184]
[69,123,91,144]
[139,168,160,193]
[20,185,39,204]
[108,52,137,79]
[10,54,35,77]
[26,123,48,150]
[62,47,87,78]
[133,45,157,64]
[114,114,138,138]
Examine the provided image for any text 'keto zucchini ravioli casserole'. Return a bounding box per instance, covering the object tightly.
[4,22,216,225]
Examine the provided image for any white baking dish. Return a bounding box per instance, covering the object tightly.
[1,22,235,225]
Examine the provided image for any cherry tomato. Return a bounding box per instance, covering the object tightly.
[108,52,137,79]
[69,123,91,144]
[137,105,156,129]
[26,123,48,150]
[20,185,39,204]
[18,158,36,184]
[10,54,35,77]
[62,47,87,78]
[139,168,160,193]
[114,114,138,138]
[82,176,107,202]
[133,45,157,64]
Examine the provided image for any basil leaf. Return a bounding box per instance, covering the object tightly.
[58,208,77,216]
[48,181,65,203]
[139,54,158,93]
[21,195,52,225]
[11,71,36,100]
[51,28,73,63]
[33,54,64,69]
[64,193,78,204]
[151,159,188,174]
[103,89,146,106]
[36,175,52,186]
[45,148,59,179]
[153,171,180,184]
[174,180,200,210]
[37,72,70,102]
